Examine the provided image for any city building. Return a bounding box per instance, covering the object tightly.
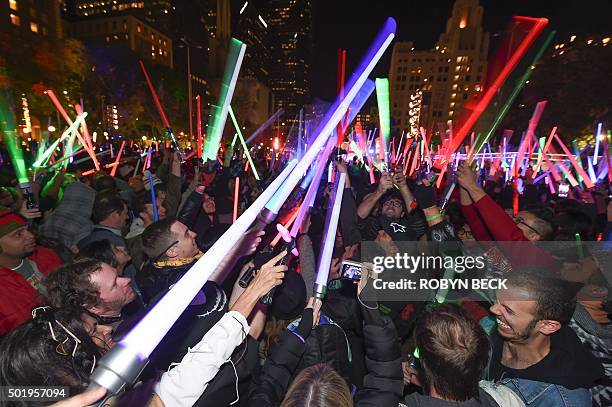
[1,0,62,39]
[69,0,172,32]
[389,0,489,132]
[267,0,313,129]
[235,0,269,85]
[65,12,173,68]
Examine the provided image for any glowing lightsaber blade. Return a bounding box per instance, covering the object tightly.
[203,38,246,161]
[443,17,548,164]
[593,122,603,165]
[109,141,126,177]
[33,112,88,168]
[196,95,203,159]
[228,106,260,180]
[375,78,391,166]
[473,30,556,155]
[245,109,284,144]
[232,177,240,223]
[0,90,29,183]
[264,17,396,215]
[314,172,346,298]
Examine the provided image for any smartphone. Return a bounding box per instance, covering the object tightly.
[341,260,363,281]
[558,183,569,198]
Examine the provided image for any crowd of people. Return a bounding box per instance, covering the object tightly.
[0,140,609,407]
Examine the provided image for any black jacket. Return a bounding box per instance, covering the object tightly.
[249,304,403,406]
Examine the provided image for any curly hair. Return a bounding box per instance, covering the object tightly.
[0,307,101,406]
[43,258,103,309]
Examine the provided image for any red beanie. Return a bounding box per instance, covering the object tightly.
[0,207,26,239]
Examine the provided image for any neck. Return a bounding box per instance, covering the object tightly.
[0,254,24,269]
[99,221,119,230]
[502,334,551,369]
[430,386,463,402]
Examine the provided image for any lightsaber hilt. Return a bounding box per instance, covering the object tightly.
[88,343,149,406]
[166,127,185,163]
[237,207,279,288]
[259,239,296,305]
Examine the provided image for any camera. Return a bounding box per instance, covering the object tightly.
[558,183,569,198]
[340,260,363,281]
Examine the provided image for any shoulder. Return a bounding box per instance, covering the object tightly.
[29,246,62,274]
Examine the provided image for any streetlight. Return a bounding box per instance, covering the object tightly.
[179,37,203,138]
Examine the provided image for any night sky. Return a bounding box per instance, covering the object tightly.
[310,0,612,101]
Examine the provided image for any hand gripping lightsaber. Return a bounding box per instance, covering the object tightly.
[89,17,396,399]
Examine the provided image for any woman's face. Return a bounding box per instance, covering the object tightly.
[202,193,216,214]
[81,313,114,352]
[111,244,131,270]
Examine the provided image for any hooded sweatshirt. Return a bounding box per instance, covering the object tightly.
[39,182,95,249]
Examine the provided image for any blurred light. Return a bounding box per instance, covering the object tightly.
[603,37,610,45]
[570,35,576,42]
[48,125,56,132]
[239,1,248,14]
[258,15,268,28]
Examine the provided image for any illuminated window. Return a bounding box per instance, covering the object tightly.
[459,16,467,29]
[9,0,17,11]
[137,24,141,33]
[10,13,20,25]
[30,21,38,32]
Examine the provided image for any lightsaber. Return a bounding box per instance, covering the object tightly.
[0,89,29,183]
[228,106,260,180]
[245,109,284,144]
[232,177,239,223]
[593,122,603,165]
[45,90,98,168]
[443,17,548,164]
[33,113,88,168]
[375,78,391,167]
[473,30,556,155]
[196,95,203,159]
[554,133,594,188]
[148,172,159,222]
[109,141,126,177]
[263,17,396,216]
[314,172,346,298]
[139,61,183,160]
[203,38,246,161]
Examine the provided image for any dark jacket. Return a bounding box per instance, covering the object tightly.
[486,326,604,389]
[249,303,403,406]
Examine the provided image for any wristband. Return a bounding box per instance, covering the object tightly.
[426,213,443,222]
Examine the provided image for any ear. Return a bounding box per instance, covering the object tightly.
[166,244,179,259]
[537,319,561,335]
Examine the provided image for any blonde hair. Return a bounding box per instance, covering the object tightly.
[281,364,353,407]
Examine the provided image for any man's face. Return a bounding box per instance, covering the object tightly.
[513,211,541,241]
[81,312,114,352]
[89,263,135,316]
[202,193,216,214]
[169,221,200,259]
[144,199,167,222]
[0,226,36,258]
[111,244,132,270]
[381,198,404,219]
[490,285,539,342]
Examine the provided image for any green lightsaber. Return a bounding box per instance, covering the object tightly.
[473,30,556,155]
[33,112,88,168]
[375,78,391,167]
[0,87,29,183]
[228,106,260,180]
[203,38,246,161]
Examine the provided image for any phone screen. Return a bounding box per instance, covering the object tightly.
[341,261,362,281]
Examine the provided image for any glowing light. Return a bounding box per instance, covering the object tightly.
[593,123,602,165]
[228,106,259,180]
[459,16,467,29]
[375,78,390,166]
[239,1,248,14]
[203,38,246,161]
[273,137,279,150]
[315,173,346,297]
[258,15,267,28]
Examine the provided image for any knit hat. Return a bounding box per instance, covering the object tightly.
[0,206,26,239]
[270,267,307,320]
[142,170,162,191]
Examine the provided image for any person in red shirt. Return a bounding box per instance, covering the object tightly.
[0,207,62,334]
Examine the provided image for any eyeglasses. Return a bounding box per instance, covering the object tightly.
[514,216,540,236]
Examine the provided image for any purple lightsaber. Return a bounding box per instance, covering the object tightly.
[314,172,346,298]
